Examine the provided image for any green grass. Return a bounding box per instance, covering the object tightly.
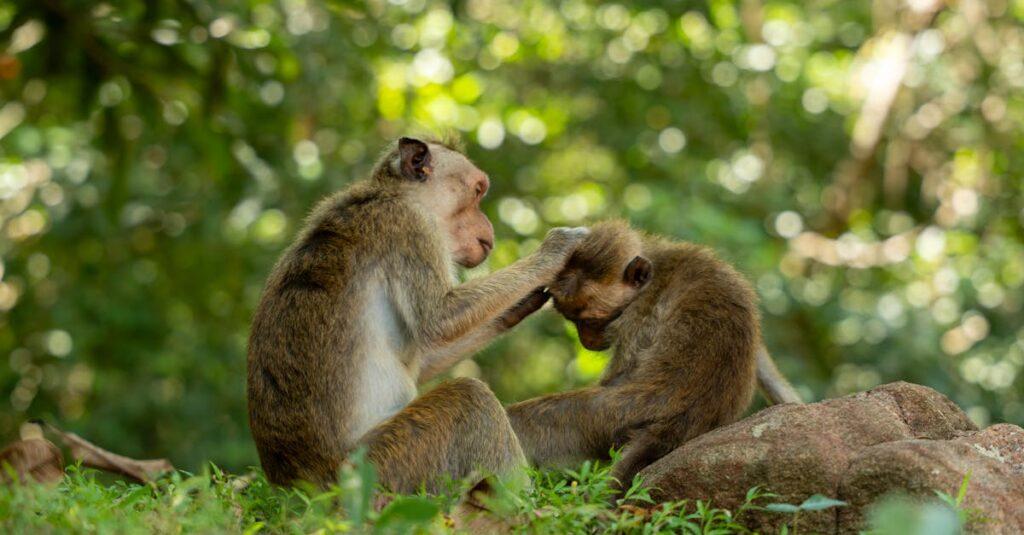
[0,455,973,534]
[0,454,772,534]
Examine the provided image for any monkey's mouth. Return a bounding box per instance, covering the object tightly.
[567,304,632,351]
[456,241,493,268]
[574,320,612,351]
[477,238,493,256]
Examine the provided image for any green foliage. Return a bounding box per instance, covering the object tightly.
[933,469,971,512]
[1,457,980,534]
[866,499,962,535]
[767,493,846,513]
[931,470,988,530]
[0,0,1022,475]
[765,493,847,534]
[0,460,779,535]
[865,471,987,535]
[0,456,439,534]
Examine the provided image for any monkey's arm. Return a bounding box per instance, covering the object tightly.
[417,288,549,383]
[412,228,584,350]
[756,346,803,404]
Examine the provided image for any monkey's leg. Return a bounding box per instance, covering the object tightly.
[609,430,673,492]
[507,386,654,469]
[612,398,739,494]
[359,377,526,494]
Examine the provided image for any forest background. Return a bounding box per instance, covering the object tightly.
[0,0,1022,472]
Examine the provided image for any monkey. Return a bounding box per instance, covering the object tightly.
[247,136,588,493]
[506,220,801,490]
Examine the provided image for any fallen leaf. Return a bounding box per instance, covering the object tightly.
[0,422,64,485]
[618,504,653,517]
[41,421,173,483]
[229,473,256,492]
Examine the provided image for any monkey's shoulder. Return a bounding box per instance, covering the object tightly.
[646,243,758,310]
[309,184,404,228]
[274,186,443,295]
[300,187,429,248]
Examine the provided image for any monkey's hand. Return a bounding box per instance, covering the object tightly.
[536,226,590,270]
[499,287,551,330]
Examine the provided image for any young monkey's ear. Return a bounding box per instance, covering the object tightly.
[624,256,652,288]
[398,137,432,181]
[552,270,581,299]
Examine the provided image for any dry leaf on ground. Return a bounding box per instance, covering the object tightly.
[0,422,65,485]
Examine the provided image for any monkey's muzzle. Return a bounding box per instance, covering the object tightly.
[575,319,612,351]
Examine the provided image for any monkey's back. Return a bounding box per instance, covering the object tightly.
[246,183,423,486]
[610,238,759,440]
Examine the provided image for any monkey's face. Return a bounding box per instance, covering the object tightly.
[396,138,495,268]
[550,255,652,351]
[437,152,494,268]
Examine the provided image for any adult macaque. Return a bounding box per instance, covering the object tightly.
[247,136,587,492]
[507,221,801,489]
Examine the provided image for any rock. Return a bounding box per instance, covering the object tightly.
[959,423,1024,473]
[837,424,1024,534]
[870,381,979,439]
[637,382,983,533]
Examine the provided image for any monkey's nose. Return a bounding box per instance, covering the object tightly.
[478,238,493,255]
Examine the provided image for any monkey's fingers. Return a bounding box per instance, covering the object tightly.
[515,287,551,315]
[499,288,551,329]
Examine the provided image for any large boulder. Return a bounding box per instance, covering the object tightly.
[636,382,1024,533]
[837,424,1024,533]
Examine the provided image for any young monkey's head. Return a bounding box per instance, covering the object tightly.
[549,221,652,350]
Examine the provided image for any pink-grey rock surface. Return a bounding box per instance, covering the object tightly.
[637,382,1024,533]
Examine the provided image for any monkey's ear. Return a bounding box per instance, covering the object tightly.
[624,256,652,288]
[554,270,581,298]
[398,137,432,181]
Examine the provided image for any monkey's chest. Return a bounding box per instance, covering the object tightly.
[350,352,416,439]
[347,288,417,440]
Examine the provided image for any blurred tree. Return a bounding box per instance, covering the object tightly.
[0,0,1021,471]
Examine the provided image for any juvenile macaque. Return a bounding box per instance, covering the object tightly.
[247,136,586,492]
[507,220,801,488]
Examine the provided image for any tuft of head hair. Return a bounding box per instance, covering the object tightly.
[567,220,642,282]
[429,129,465,152]
[371,132,466,183]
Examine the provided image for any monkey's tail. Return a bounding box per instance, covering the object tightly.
[756,346,803,404]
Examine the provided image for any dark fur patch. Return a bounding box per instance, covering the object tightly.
[296,228,341,257]
[278,270,326,292]
[344,190,380,208]
[261,365,285,396]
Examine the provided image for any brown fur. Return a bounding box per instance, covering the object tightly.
[508,221,800,489]
[247,137,586,491]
